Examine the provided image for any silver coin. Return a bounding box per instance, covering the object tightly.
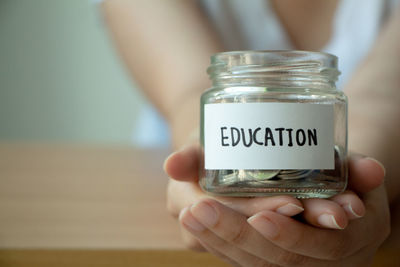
[278,171,307,178]
[248,170,280,180]
[278,170,314,180]
[217,169,280,186]
[219,172,240,186]
[279,170,299,174]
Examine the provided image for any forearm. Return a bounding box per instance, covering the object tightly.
[101,0,222,126]
[345,8,400,203]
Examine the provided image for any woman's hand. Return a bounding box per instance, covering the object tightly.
[168,148,388,266]
[164,145,385,257]
[179,184,388,266]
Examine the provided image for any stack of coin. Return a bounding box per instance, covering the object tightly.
[277,170,314,180]
[219,169,315,186]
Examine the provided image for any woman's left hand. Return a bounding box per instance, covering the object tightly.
[179,157,389,266]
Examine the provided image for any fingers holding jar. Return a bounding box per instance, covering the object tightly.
[179,184,389,267]
[164,143,388,267]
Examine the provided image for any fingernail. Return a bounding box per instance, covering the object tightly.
[191,201,219,227]
[351,153,366,161]
[179,206,206,232]
[317,214,344,229]
[248,214,280,239]
[343,203,363,218]
[276,203,304,216]
[365,157,386,177]
[163,152,176,173]
[178,144,191,152]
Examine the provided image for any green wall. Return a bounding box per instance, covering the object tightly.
[0,0,146,144]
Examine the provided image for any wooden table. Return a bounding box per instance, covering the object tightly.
[0,144,398,266]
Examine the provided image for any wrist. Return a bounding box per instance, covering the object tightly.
[168,94,200,149]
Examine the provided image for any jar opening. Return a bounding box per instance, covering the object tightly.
[207,50,340,89]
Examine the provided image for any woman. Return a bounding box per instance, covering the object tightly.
[101,0,400,265]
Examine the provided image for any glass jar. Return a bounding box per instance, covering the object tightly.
[199,51,347,198]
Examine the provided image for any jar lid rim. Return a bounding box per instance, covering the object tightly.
[208,50,340,88]
[211,50,337,60]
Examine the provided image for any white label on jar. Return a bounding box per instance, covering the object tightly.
[204,103,334,170]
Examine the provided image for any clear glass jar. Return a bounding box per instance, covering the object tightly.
[199,51,347,198]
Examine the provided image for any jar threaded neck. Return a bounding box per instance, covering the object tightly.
[207,50,340,90]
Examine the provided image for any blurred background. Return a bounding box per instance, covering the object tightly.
[0,0,147,145]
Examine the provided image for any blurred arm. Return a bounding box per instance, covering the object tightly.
[101,0,223,147]
[345,8,400,203]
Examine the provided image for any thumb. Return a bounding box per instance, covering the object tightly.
[163,145,202,182]
[348,155,385,194]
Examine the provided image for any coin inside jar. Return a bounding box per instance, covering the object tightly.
[248,170,280,180]
[277,170,314,180]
